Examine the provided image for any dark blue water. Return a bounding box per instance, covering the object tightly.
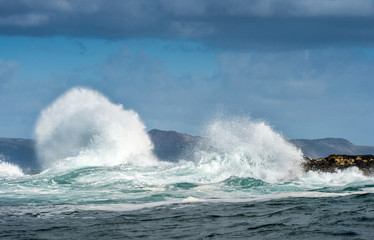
[1,193,374,239]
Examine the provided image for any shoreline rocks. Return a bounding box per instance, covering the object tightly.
[303,154,374,175]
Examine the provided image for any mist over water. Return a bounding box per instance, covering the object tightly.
[34,88,156,170]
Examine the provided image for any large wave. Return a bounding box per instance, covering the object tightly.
[22,86,368,186]
[34,87,156,170]
[32,88,303,182]
[0,157,24,178]
[186,116,304,182]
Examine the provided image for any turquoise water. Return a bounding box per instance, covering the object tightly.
[1,87,373,239]
[1,163,374,239]
[1,162,373,207]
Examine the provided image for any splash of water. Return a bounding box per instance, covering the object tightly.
[0,159,24,178]
[34,87,156,170]
[191,116,304,182]
[122,116,304,184]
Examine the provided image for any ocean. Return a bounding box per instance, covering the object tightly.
[1,87,373,239]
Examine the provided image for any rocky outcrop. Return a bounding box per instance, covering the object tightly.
[303,154,374,175]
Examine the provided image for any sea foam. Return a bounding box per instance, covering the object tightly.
[0,159,24,178]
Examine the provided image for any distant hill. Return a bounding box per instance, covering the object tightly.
[148,129,201,161]
[290,138,374,159]
[149,130,374,161]
[0,138,39,170]
[1,130,373,169]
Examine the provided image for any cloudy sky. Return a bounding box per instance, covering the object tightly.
[0,0,373,145]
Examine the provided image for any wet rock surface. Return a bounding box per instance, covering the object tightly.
[303,154,374,175]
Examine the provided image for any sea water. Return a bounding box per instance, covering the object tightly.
[1,88,373,239]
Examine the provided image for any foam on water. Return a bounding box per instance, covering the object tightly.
[34,87,156,170]
[0,160,24,178]
[191,116,304,182]
[298,167,373,188]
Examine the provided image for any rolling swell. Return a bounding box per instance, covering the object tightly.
[1,194,373,239]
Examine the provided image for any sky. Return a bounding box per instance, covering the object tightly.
[0,0,373,145]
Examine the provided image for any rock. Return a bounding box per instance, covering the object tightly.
[303,154,374,175]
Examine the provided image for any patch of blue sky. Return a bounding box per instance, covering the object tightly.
[0,36,217,81]
[121,38,218,77]
[0,36,121,80]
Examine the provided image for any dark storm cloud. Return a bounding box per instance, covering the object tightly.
[0,0,373,49]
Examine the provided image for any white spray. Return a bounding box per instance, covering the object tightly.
[35,87,156,170]
[0,155,24,178]
[193,116,304,182]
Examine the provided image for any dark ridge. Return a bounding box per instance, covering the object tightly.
[148,129,202,162]
[290,138,374,159]
[0,138,39,170]
[0,130,373,170]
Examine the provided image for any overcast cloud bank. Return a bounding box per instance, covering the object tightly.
[1,0,374,49]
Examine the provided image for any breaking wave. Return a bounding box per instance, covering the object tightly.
[34,87,156,170]
[193,116,304,182]
[1,87,372,208]
[0,158,24,178]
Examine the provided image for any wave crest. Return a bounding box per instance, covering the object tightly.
[35,87,156,170]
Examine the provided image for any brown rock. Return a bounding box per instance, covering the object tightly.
[303,154,374,175]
